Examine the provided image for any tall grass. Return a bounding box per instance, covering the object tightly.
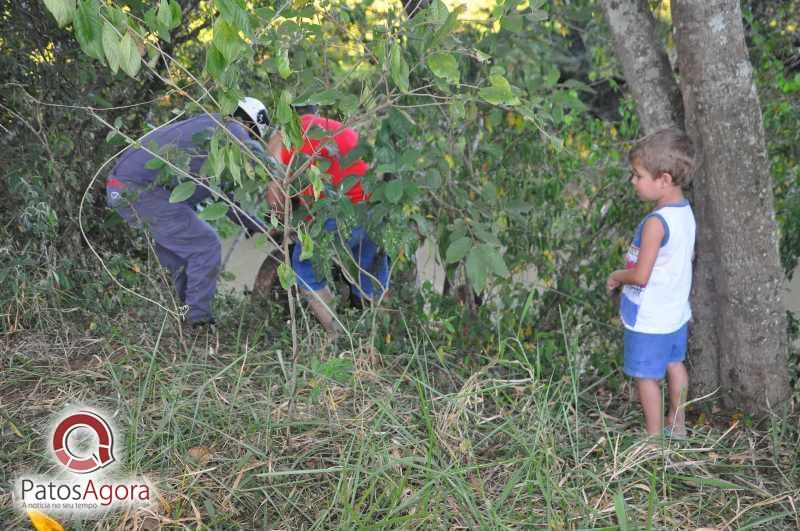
[1,285,798,530]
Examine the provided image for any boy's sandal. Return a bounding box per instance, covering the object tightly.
[663,426,688,441]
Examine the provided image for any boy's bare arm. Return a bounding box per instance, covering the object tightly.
[607,217,664,291]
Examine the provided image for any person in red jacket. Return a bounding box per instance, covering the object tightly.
[266,114,390,336]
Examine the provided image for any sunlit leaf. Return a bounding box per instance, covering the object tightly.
[479,74,519,105]
[119,32,141,77]
[278,262,295,289]
[198,201,229,221]
[427,52,459,83]
[300,231,314,260]
[101,22,121,74]
[213,18,245,63]
[216,0,251,35]
[390,44,410,93]
[276,47,292,79]
[205,45,226,79]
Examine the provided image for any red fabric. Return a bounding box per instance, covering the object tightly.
[280,115,368,204]
[107,177,126,188]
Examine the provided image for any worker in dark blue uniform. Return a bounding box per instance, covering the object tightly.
[106,98,270,326]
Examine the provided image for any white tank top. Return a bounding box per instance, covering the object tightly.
[620,200,696,334]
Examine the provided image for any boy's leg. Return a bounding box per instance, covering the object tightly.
[624,328,670,436]
[302,286,342,337]
[636,378,663,436]
[291,238,341,336]
[347,227,389,302]
[664,323,690,434]
[665,362,688,433]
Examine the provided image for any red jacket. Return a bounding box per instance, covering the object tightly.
[281,115,368,204]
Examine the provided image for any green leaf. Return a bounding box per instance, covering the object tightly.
[209,151,225,178]
[427,52,459,83]
[385,179,403,204]
[276,47,292,79]
[614,492,630,531]
[169,181,196,203]
[169,0,182,29]
[285,114,304,150]
[527,8,549,23]
[474,49,491,63]
[212,17,245,63]
[205,46,226,79]
[101,22,121,74]
[309,166,324,199]
[119,32,141,77]
[477,244,510,278]
[215,0,250,36]
[198,201,229,221]
[479,74,519,106]
[157,0,172,31]
[390,44,410,93]
[672,475,742,490]
[445,236,472,264]
[465,247,487,292]
[276,90,293,124]
[44,0,77,28]
[227,147,241,183]
[501,14,523,33]
[278,263,296,289]
[303,89,340,106]
[430,4,464,48]
[144,156,165,170]
[74,0,105,63]
[299,231,314,261]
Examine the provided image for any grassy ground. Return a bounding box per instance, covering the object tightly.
[1,290,799,530]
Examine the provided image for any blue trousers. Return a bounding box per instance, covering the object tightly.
[108,181,220,323]
[291,218,390,300]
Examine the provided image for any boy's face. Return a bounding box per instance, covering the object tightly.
[629,162,667,202]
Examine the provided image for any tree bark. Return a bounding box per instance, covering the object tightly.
[600,0,721,398]
[673,0,790,411]
[600,0,684,132]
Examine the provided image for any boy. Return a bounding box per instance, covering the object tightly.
[606,128,697,439]
[266,114,390,336]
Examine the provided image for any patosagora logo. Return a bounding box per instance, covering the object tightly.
[52,411,116,473]
[16,407,153,515]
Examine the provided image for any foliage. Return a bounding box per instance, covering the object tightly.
[1,0,799,527]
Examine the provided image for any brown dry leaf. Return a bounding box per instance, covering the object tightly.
[188,446,212,465]
[139,516,161,531]
[27,509,65,531]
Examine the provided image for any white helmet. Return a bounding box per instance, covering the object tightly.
[236,97,269,138]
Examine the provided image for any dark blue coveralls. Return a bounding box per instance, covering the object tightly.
[106,114,263,324]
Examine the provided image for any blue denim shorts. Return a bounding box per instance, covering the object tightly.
[623,323,688,379]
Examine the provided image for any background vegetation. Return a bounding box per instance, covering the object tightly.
[1,0,798,528]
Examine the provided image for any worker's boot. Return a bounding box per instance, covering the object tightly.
[303,286,342,338]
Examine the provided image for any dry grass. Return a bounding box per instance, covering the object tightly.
[1,295,799,530]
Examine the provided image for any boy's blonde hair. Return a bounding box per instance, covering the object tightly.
[629,128,696,187]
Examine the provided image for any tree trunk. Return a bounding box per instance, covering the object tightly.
[600,0,684,132]
[673,0,790,412]
[600,0,721,398]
